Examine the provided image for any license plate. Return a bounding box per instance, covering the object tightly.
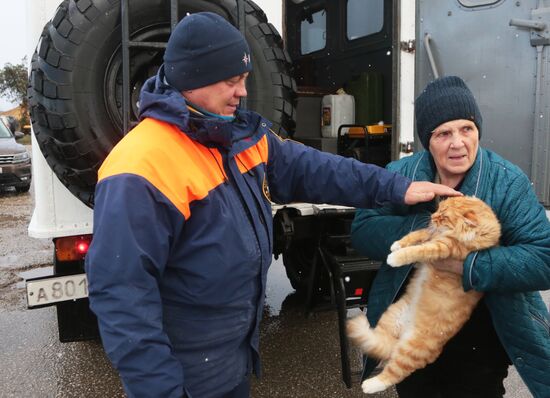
[26,273,88,308]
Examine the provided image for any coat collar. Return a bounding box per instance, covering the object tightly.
[138,65,270,153]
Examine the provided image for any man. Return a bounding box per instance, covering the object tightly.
[352,76,550,398]
[85,13,459,398]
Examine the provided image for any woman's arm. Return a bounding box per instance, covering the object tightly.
[463,174,550,292]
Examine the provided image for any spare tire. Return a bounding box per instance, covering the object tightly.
[28,0,296,207]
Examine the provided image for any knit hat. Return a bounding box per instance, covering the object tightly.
[415,76,482,150]
[163,12,252,91]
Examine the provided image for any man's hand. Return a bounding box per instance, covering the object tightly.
[404,181,462,205]
[431,258,464,275]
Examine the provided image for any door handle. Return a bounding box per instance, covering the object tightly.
[424,33,440,79]
[509,18,546,31]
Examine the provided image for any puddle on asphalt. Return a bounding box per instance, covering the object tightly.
[16,266,53,289]
[0,250,53,269]
[264,257,295,317]
[0,255,20,269]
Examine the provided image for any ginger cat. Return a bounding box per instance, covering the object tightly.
[346,196,501,394]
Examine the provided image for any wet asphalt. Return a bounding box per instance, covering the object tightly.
[0,153,545,397]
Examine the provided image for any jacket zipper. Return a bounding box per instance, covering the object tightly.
[222,153,264,264]
[235,157,271,253]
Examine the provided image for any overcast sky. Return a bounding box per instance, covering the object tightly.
[0,1,281,112]
[0,2,28,111]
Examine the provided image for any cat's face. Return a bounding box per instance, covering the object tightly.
[432,197,480,228]
[429,119,479,183]
[431,196,501,243]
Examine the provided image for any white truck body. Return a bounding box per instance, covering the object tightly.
[27,0,93,239]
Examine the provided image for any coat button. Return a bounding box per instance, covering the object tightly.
[261,122,266,127]
[515,357,524,367]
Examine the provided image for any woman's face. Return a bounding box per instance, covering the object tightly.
[428,119,479,186]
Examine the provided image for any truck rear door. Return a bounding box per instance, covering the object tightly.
[416,0,550,205]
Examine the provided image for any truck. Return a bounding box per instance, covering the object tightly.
[25,0,550,385]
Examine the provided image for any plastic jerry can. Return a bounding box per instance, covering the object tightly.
[321,94,355,138]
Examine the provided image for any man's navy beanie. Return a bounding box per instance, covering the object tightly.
[164,12,252,91]
[415,76,483,150]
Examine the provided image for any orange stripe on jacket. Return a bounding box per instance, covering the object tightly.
[235,135,268,174]
[98,118,227,219]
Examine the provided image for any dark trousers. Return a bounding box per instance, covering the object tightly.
[395,357,509,398]
[395,302,511,398]
[183,375,250,398]
[220,375,250,398]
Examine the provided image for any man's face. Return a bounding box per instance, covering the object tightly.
[428,119,479,183]
[183,73,249,116]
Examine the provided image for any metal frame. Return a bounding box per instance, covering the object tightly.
[300,207,380,388]
[120,0,247,135]
[120,0,177,135]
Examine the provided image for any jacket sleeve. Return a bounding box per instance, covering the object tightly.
[463,174,550,293]
[350,159,433,260]
[351,203,432,261]
[265,132,411,208]
[85,175,185,398]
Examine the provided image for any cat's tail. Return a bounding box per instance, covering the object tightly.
[346,314,394,360]
[361,333,443,394]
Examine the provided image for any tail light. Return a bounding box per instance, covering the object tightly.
[55,235,93,261]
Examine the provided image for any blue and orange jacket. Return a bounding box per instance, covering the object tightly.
[85,67,412,398]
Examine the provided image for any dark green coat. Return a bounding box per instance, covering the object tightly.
[351,148,550,397]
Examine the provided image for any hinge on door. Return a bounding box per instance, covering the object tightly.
[509,8,550,46]
[400,39,416,53]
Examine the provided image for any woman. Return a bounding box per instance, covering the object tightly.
[351,76,550,398]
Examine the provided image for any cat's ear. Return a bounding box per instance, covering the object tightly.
[463,210,478,227]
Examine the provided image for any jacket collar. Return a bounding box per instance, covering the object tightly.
[138,65,269,152]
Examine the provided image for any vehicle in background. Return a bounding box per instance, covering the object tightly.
[0,115,19,134]
[0,118,31,193]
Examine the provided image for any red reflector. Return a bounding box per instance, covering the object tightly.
[354,288,363,296]
[55,235,92,261]
[76,242,89,254]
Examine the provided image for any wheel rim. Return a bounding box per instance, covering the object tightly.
[104,24,171,131]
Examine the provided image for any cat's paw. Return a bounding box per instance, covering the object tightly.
[387,249,411,267]
[361,376,389,394]
[390,241,401,252]
[386,252,402,267]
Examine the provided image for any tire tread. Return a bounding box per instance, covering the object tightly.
[29,0,296,207]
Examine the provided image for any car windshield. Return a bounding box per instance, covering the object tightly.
[0,120,13,138]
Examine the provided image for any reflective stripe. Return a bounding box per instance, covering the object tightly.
[98,118,225,219]
[235,135,268,174]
